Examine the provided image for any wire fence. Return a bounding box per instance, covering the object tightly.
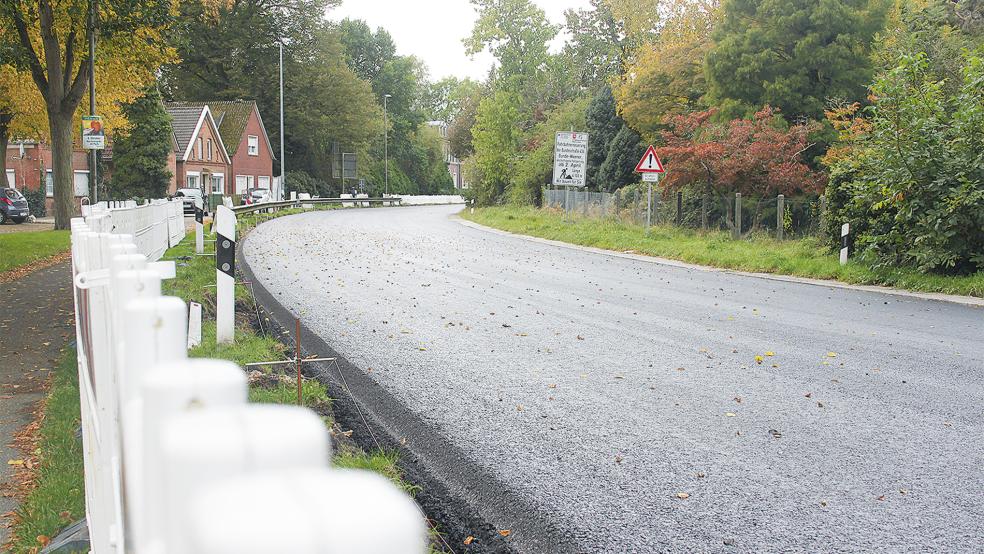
[543,186,825,239]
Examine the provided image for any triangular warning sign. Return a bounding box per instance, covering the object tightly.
[635,145,665,173]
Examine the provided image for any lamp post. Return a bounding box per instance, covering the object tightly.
[279,42,285,200]
[384,94,391,196]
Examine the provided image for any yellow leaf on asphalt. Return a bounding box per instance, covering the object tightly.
[765,351,775,356]
[726,412,736,417]
[499,530,511,537]
[7,459,24,466]
[755,355,763,364]
[676,492,690,499]
[463,536,474,545]
[827,352,838,358]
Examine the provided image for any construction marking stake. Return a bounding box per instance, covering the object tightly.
[214,206,236,344]
[244,317,335,406]
[187,302,202,349]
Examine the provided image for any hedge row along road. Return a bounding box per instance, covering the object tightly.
[242,204,983,553]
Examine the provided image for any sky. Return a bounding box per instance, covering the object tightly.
[327,0,594,81]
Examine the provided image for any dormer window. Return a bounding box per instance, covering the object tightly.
[248,135,259,156]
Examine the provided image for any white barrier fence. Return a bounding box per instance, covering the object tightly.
[70,203,425,553]
[393,194,466,205]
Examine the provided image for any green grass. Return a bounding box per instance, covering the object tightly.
[7,350,85,554]
[463,205,984,298]
[0,230,70,273]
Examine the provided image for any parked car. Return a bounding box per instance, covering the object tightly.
[242,188,271,205]
[174,188,207,216]
[0,188,30,224]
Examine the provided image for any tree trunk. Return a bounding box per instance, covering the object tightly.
[49,110,76,229]
[0,111,11,180]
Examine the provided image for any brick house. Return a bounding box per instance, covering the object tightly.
[204,101,275,196]
[164,103,232,197]
[4,140,96,214]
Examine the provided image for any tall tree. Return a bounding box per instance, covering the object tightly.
[109,86,173,199]
[704,0,890,121]
[464,0,557,86]
[471,90,523,205]
[337,18,397,83]
[1,0,175,228]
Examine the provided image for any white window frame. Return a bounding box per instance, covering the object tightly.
[73,170,90,197]
[5,169,14,188]
[247,175,255,188]
[235,175,248,195]
[45,170,54,197]
[186,171,200,191]
[247,135,259,156]
[211,173,225,195]
[197,137,203,160]
[258,176,270,189]
[207,138,213,161]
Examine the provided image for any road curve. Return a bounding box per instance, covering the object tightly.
[243,205,983,553]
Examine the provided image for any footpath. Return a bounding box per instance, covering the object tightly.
[0,262,74,545]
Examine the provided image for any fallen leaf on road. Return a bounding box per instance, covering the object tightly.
[676,492,690,499]
[499,530,511,537]
[725,412,736,417]
[755,355,763,364]
[463,536,474,545]
[827,352,838,358]
[765,351,775,357]
[576,335,584,340]
[877,495,885,501]
[7,459,24,466]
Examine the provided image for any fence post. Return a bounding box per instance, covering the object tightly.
[701,192,708,230]
[675,191,682,226]
[195,198,205,254]
[733,193,742,239]
[777,194,785,240]
[214,206,237,344]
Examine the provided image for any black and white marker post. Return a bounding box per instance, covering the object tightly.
[215,205,237,344]
[840,223,851,265]
[195,198,205,254]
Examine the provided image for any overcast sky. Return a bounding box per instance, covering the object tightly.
[328,0,594,81]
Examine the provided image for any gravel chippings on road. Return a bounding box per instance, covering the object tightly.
[244,205,984,553]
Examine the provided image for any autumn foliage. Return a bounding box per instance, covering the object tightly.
[656,107,826,197]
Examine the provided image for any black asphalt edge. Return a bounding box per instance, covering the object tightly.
[237,227,577,554]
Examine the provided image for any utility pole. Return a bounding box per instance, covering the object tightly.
[384,94,391,196]
[88,0,98,203]
[279,42,285,200]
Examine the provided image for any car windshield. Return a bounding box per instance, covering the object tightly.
[3,188,25,200]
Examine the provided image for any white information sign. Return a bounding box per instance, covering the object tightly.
[642,172,661,182]
[552,131,589,187]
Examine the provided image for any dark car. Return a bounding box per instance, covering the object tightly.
[0,188,30,224]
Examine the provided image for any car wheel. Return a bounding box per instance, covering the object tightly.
[0,211,7,225]
[11,217,26,224]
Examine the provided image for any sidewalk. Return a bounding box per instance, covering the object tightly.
[0,261,74,545]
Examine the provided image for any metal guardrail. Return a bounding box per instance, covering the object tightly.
[230,196,403,216]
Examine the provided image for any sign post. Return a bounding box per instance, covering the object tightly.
[553,131,588,222]
[635,145,666,229]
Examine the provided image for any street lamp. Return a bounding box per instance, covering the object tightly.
[279,42,286,200]
[384,94,391,196]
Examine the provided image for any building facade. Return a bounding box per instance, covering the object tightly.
[164,103,232,197]
[4,141,94,214]
[426,121,465,189]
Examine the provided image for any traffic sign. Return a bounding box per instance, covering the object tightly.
[82,115,105,150]
[553,132,589,187]
[635,145,665,173]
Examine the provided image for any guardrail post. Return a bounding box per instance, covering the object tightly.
[676,191,682,226]
[840,223,851,265]
[733,193,742,239]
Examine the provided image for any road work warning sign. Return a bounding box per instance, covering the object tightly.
[553,132,589,187]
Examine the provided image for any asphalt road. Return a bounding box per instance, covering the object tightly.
[243,205,983,553]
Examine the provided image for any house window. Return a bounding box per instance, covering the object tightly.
[207,139,213,161]
[258,176,270,189]
[247,175,255,188]
[247,135,259,156]
[187,173,199,190]
[5,170,14,188]
[197,137,203,160]
[211,174,224,194]
[73,170,90,197]
[45,171,54,197]
[235,175,248,195]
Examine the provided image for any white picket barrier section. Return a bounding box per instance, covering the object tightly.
[70,202,426,553]
[393,194,466,205]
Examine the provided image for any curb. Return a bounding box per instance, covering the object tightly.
[237,222,575,554]
[453,216,984,308]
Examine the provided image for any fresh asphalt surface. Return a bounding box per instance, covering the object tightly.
[243,205,983,553]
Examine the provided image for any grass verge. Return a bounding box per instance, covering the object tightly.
[463,205,984,298]
[0,230,70,273]
[6,349,85,554]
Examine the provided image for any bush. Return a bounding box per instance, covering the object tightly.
[825,50,984,274]
[22,186,47,217]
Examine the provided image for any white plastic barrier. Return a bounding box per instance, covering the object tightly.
[83,199,185,261]
[70,206,425,553]
[392,195,466,205]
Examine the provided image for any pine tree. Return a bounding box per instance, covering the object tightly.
[110,87,174,200]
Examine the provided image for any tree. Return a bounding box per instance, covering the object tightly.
[614,0,720,141]
[583,86,644,192]
[471,90,524,205]
[704,0,890,121]
[109,86,173,199]
[464,0,557,86]
[823,50,984,273]
[510,97,589,205]
[1,0,176,228]
[337,18,396,83]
